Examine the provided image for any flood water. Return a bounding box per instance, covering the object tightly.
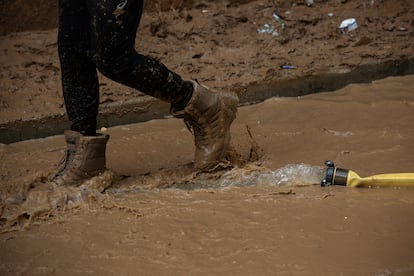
[1,75,414,275]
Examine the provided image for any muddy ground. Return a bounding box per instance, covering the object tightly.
[0,0,414,275]
[1,0,413,123]
[1,75,414,275]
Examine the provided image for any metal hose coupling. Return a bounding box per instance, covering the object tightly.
[321,160,350,187]
[321,161,414,188]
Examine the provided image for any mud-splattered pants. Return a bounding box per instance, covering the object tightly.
[58,0,193,135]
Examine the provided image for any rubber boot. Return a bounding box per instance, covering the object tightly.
[51,130,109,186]
[171,80,238,171]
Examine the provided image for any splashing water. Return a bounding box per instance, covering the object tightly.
[217,164,325,188]
[166,164,326,190]
[1,164,325,231]
[1,170,115,232]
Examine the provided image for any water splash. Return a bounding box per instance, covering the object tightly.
[218,164,325,188]
[1,170,115,232]
[1,164,325,231]
[166,164,325,190]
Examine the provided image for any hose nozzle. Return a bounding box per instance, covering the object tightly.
[321,160,350,187]
[321,161,414,188]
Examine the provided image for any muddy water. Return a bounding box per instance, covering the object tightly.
[2,186,414,275]
[1,75,414,275]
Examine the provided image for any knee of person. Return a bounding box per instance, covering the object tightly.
[92,50,125,78]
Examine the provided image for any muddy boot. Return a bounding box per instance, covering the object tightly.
[171,80,238,171]
[51,130,109,186]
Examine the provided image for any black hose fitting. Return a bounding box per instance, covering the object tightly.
[321,160,349,187]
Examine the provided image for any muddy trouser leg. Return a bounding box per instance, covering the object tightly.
[58,0,237,173]
[58,0,193,135]
[87,0,238,172]
[86,0,193,105]
[58,0,99,135]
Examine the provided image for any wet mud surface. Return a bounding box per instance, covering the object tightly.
[1,0,413,125]
[1,75,414,275]
[1,0,414,275]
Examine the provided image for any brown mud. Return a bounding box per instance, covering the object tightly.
[1,0,414,275]
[1,75,414,274]
[1,0,413,125]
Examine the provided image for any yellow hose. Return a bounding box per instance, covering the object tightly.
[346,170,414,188]
[321,161,414,188]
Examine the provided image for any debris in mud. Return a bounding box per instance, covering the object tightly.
[338,18,358,33]
[257,23,279,36]
[280,65,297,69]
[269,190,296,195]
[252,190,296,197]
[272,13,285,29]
[256,12,286,36]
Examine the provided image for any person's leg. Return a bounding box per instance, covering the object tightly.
[87,0,193,109]
[58,0,99,136]
[87,0,238,172]
[53,0,109,185]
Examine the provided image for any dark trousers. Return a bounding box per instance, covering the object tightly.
[58,0,191,135]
